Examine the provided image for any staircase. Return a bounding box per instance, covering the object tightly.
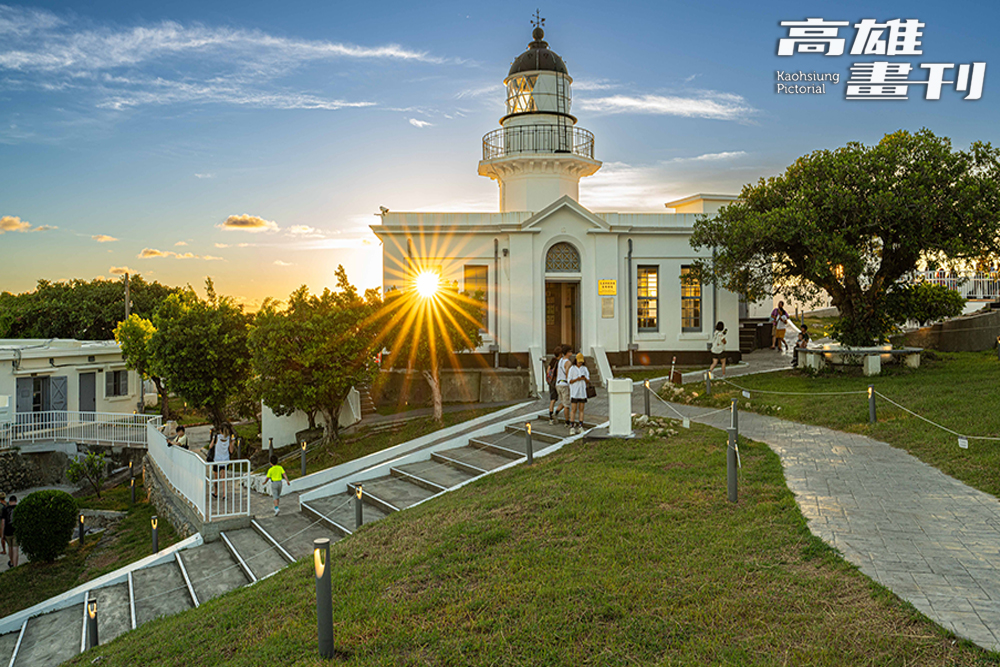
[0,414,598,666]
[0,519,343,666]
[357,382,377,418]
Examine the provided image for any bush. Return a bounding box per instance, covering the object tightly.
[15,490,79,563]
[66,450,108,498]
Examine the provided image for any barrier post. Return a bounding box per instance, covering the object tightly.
[868,385,877,424]
[727,427,738,504]
[731,398,739,436]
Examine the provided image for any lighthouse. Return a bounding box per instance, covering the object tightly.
[478,20,602,212]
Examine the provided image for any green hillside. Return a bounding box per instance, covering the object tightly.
[67,425,996,666]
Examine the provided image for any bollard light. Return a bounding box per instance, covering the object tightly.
[129,460,133,478]
[644,379,651,418]
[868,384,877,424]
[705,371,712,396]
[730,398,739,434]
[87,599,99,649]
[314,538,334,658]
[525,422,533,465]
[355,485,363,528]
[79,514,85,546]
[301,441,308,477]
[130,477,136,505]
[151,515,159,554]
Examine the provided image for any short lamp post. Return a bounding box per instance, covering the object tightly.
[314,538,334,659]
[525,422,533,465]
[644,380,651,418]
[129,460,133,479]
[151,515,159,554]
[130,477,136,505]
[87,599,99,649]
[354,486,363,528]
[78,514,85,546]
[301,441,308,477]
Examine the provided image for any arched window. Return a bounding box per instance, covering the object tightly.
[545,242,580,273]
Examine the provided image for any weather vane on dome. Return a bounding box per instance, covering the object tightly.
[531,9,545,30]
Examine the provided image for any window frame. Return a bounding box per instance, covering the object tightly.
[106,369,129,398]
[680,265,702,332]
[636,265,659,332]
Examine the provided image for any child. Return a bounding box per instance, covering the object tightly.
[266,455,291,515]
[567,352,591,435]
[792,324,810,367]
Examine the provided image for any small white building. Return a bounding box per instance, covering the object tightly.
[0,339,142,422]
[371,24,742,381]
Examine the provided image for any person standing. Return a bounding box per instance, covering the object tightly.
[547,345,564,424]
[266,455,291,515]
[567,352,590,435]
[2,495,17,568]
[774,306,790,352]
[556,347,573,428]
[213,424,235,501]
[770,301,785,349]
[708,322,728,378]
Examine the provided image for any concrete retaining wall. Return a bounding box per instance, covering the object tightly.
[372,368,531,408]
[890,309,1000,352]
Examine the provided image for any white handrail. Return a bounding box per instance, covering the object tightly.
[915,270,1000,300]
[2,410,159,449]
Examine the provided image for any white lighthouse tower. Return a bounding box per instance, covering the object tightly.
[478,18,602,212]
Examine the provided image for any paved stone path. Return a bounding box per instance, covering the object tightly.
[644,393,1000,652]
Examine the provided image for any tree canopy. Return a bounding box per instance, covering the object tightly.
[114,314,171,420]
[0,276,180,340]
[148,279,252,427]
[377,280,484,422]
[250,267,382,442]
[689,129,1000,345]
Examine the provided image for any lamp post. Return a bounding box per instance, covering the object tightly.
[87,599,99,649]
[314,538,334,659]
[301,441,308,477]
[151,515,159,554]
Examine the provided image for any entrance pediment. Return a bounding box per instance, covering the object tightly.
[521,195,610,232]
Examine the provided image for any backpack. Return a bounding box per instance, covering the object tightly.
[546,364,556,385]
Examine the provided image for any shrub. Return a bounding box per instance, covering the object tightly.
[66,450,107,498]
[15,490,79,563]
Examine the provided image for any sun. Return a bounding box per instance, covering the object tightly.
[414,271,440,298]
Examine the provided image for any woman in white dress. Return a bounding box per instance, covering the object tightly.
[213,423,235,501]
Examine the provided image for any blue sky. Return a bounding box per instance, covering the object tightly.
[1,0,997,307]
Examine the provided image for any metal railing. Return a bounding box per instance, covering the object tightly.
[146,424,251,522]
[915,270,1000,300]
[482,124,595,160]
[1,410,158,450]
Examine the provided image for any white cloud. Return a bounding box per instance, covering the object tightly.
[174,240,188,246]
[194,173,214,179]
[573,78,617,91]
[219,214,279,232]
[92,234,118,242]
[578,92,757,122]
[0,215,31,233]
[214,242,230,248]
[409,118,432,128]
[32,224,57,232]
[665,151,747,164]
[285,225,323,237]
[273,260,293,266]
[109,265,135,275]
[138,247,222,260]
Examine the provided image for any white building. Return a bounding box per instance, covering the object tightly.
[0,339,142,422]
[371,24,742,384]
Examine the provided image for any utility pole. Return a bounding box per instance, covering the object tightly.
[125,272,131,319]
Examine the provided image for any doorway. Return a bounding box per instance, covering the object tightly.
[80,373,97,414]
[545,281,579,353]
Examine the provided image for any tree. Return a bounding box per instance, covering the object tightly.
[15,490,78,563]
[377,279,484,423]
[250,268,382,442]
[66,451,108,498]
[689,129,1000,346]
[114,314,171,421]
[149,279,252,427]
[885,281,966,327]
[0,276,180,340]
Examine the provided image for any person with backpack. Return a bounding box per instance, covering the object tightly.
[547,345,565,424]
[2,495,18,569]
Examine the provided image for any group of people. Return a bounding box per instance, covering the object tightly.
[0,492,17,569]
[770,301,811,367]
[546,345,592,435]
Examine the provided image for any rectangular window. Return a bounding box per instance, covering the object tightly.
[637,266,658,331]
[106,370,129,397]
[681,266,702,332]
[464,265,490,331]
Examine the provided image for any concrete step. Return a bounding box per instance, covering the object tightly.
[12,604,80,667]
[432,445,515,474]
[178,541,249,605]
[393,460,476,491]
[132,561,194,627]
[0,631,19,666]
[223,528,289,581]
[347,476,436,512]
[89,582,132,645]
[304,493,388,533]
[253,512,343,561]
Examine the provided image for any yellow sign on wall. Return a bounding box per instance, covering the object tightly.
[598,279,617,296]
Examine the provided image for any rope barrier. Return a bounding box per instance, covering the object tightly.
[717,378,867,397]
[873,391,1000,442]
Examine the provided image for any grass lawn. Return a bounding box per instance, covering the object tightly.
[670,350,1000,500]
[0,479,179,617]
[264,406,511,479]
[68,426,995,666]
